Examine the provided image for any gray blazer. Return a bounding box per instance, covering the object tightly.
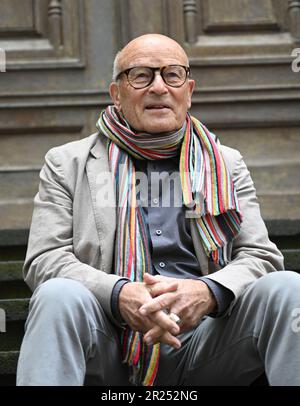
[23,132,284,324]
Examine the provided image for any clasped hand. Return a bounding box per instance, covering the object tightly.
[118,273,216,349]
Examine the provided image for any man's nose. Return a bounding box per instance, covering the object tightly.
[148,72,168,94]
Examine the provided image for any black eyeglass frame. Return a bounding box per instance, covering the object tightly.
[115,64,191,89]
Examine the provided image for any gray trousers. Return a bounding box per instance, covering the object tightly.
[17,271,300,386]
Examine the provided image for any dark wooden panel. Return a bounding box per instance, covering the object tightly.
[118,0,166,44]
[0,0,34,33]
[0,0,85,69]
[203,0,279,32]
[181,0,299,61]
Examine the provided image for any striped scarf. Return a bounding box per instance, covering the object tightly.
[96,105,242,385]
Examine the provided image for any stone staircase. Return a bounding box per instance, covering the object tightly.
[0,230,30,385]
[0,221,299,385]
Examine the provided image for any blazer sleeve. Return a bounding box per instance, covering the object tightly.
[203,149,284,314]
[23,148,126,325]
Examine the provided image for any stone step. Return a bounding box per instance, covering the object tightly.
[0,229,29,247]
[282,249,300,272]
[250,163,300,193]
[0,299,29,322]
[0,246,27,262]
[0,351,19,376]
[0,321,25,351]
[220,126,300,167]
[0,198,33,230]
[0,261,23,281]
[265,219,300,237]
[0,250,297,321]
[0,282,31,300]
[0,221,296,245]
[0,261,31,299]
[0,132,76,168]
[0,248,297,279]
[0,248,298,278]
[1,195,300,237]
[0,170,39,201]
[257,193,300,221]
[0,202,33,230]
[1,163,297,200]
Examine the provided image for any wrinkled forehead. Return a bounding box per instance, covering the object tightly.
[118,39,189,71]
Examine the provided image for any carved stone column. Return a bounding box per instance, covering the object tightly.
[48,0,63,49]
[183,0,197,43]
[288,0,300,41]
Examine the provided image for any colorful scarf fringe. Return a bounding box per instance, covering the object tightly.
[96,105,242,385]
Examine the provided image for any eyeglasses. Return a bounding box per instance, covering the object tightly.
[115,65,190,89]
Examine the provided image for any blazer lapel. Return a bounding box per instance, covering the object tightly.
[86,138,116,273]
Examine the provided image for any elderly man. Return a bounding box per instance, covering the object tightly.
[17,34,300,386]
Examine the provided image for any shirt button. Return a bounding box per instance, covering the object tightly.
[153,198,158,205]
[156,229,162,236]
[159,262,166,268]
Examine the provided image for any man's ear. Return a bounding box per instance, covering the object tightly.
[187,79,195,110]
[109,82,122,111]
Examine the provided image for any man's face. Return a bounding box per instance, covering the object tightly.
[109,37,195,134]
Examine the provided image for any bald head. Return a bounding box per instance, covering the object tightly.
[109,33,195,134]
[113,34,189,80]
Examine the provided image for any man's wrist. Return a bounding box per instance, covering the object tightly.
[199,277,234,317]
[111,279,130,324]
[206,284,218,313]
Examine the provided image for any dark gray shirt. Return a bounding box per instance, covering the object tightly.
[111,155,234,323]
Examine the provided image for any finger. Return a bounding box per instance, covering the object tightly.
[143,273,156,285]
[160,331,181,349]
[147,281,178,297]
[144,327,181,349]
[148,309,180,335]
[139,292,176,316]
[143,324,162,343]
[126,313,154,334]
[144,273,168,284]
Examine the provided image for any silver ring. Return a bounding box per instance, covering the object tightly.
[169,312,181,325]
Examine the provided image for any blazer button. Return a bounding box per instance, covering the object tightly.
[159,262,166,268]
